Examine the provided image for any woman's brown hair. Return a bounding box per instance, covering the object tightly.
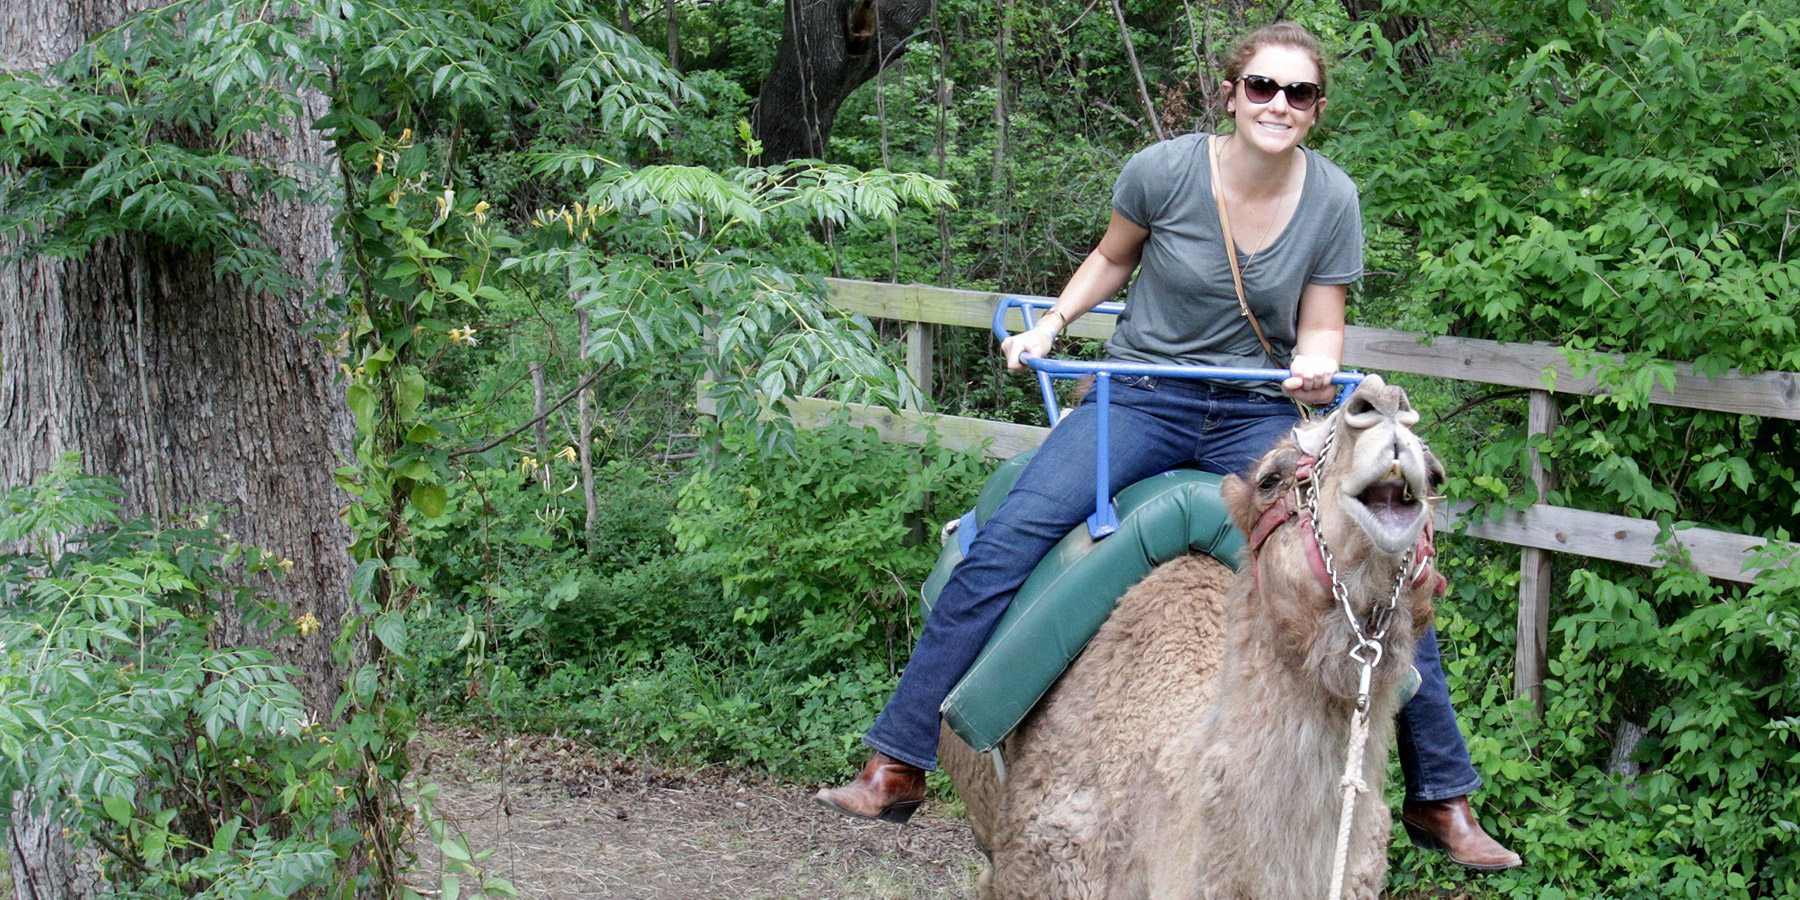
[1221,22,1328,95]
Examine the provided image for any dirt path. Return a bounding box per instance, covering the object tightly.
[413,728,981,900]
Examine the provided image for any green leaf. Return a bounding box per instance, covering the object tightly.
[351,558,384,601]
[346,384,376,429]
[373,612,407,656]
[441,835,472,862]
[101,793,132,825]
[213,815,241,852]
[351,664,379,705]
[396,366,426,420]
[410,483,447,518]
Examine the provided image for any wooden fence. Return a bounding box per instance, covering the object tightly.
[700,277,1800,714]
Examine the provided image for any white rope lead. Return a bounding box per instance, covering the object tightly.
[1327,704,1373,900]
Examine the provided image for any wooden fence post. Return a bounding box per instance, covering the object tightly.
[906,322,934,408]
[1516,389,1561,716]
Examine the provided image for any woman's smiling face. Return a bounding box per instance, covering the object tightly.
[1224,44,1326,155]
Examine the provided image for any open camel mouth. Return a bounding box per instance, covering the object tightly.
[1342,466,1431,554]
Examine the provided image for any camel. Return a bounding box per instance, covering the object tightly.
[939,374,1446,900]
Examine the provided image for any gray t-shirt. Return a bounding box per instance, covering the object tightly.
[1106,133,1363,391]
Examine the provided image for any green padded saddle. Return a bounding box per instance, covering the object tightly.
[921,450,1422,753]
[921,449,1244,752]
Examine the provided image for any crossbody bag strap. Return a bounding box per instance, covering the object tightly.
[1208,135,1283,367]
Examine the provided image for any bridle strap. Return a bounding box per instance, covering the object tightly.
[1248,455,1333,592]
[1247,453,1447,597]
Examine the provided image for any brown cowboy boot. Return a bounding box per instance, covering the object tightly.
[1401,795,1524,871]
[814,751,928,824]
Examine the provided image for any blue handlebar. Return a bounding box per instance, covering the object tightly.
[992,295,1362,537]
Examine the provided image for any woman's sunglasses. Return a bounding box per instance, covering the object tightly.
[1236,75,1322,111]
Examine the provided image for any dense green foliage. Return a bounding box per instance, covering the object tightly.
[0,457,343,898]
[2,0,945,894]
[6,0,1800,896]
[1326,4,1800,896]
[408,424,984,783]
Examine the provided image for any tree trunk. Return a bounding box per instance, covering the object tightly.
[990,0,1011,280]
[929,0,952,285]
[576,310,597,536]
[530,360,551,490]
[1,3,352,898]
[752,0,933,163]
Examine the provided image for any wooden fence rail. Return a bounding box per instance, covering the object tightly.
[702,278,1799,714]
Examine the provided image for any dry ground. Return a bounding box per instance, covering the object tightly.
[410,727,982,900]
[0,730,1475,900]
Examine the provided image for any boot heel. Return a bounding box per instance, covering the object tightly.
[876,799,924,824]
[1402,818,1444,852]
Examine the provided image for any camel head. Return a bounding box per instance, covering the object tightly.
[1223,375,1445,692]
[1295,374,1443,559]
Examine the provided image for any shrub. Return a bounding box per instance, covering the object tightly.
[0,456,342,899]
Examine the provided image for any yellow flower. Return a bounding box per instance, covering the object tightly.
[472,200,490,225]
[556,446,577,463]
[373,151,384,174]
[521,456,540,474]
[431,187,454,226]
[295,613,321,636]
[448,326,479,346]
[398,128,413,147]
[277,558,296,573]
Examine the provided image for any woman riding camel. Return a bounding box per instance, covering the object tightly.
[817,22,1520,872]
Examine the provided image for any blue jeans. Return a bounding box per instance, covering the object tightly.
[864,375,1482,803]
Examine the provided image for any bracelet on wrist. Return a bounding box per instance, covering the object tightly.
[1041,308,1067,336]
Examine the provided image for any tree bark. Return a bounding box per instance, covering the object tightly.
[751,0,933,163]
[1,3,352,898]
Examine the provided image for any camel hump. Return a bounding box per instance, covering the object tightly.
[921,450,1245,752]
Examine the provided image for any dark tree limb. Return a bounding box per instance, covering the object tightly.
[752,0,934,163]
[1110,0,1164,141]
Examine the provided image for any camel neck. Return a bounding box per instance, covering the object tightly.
[1175,616,1409,898]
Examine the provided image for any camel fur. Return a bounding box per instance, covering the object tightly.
[940,375,1445,900]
